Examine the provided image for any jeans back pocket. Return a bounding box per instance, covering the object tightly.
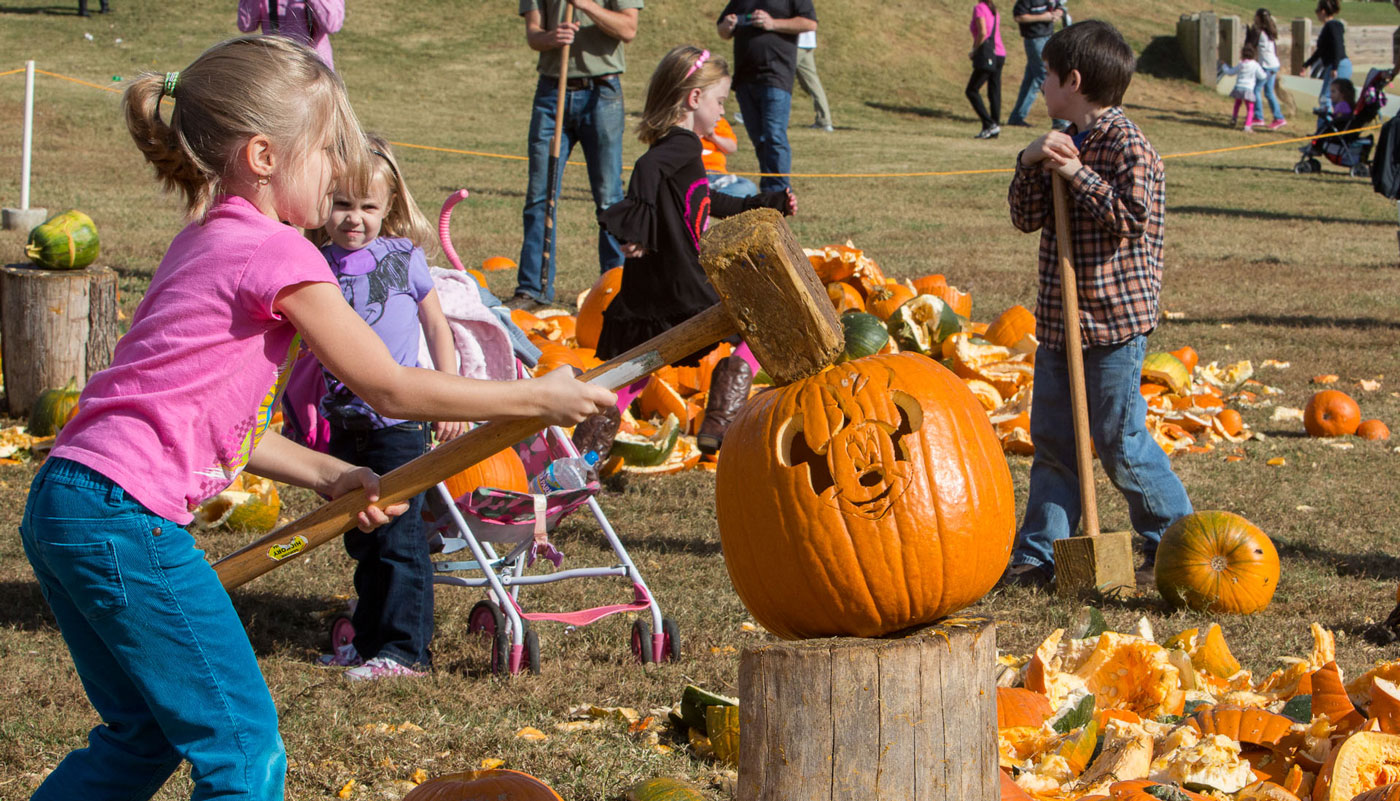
[36,538,128,620]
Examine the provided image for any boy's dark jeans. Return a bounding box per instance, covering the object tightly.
[328,421,433,668]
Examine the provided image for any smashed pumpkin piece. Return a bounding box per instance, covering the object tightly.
[1149,732,1256,793]
[1368,677,1400,734]
[1313,730,1400,800]
[1188,705,1294,749]
[1312,661,1365,732]
[1073,632,1185,719]
[1072,718,1155,795]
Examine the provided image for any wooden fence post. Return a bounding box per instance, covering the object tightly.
[1292,18,1313,78]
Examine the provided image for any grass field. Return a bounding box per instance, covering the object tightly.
[2,1,1400,799]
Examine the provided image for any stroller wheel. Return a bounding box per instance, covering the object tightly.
[1308,158,1322,173]
[468,600,509,675]
[1293,160,1310,174]
[1352,163,1372,178]
[630,618,654,664]
[329,614,355,653]
[660,617,681,663]
[524,626,541,675]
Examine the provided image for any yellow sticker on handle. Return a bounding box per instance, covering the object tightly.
[267,535,308,561]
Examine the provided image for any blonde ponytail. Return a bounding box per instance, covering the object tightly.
[123,72,218,217]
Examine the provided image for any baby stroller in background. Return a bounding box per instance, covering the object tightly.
[327,192,677,676]
[1295,68,1391,178]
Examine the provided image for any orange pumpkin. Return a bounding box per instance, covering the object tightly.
[443,447,529,499]
[1154,511,1279,614]
[403,769,563,801]
[1216,409,1244,437]
[996,687,1053,729]
[924,282,972,318]
[826,281,865,313]
[912,273,948,296]
[1187,705,1293,748]
[984,305,1036,348]
[1304,389,1362,437]
[533,343,585,376]
[866,283,916,322]
[1171,346,1200,373]
[1359,419,1392,441]
[575,267,623,350]
[714,353,1015,639]
[481,255,517,272]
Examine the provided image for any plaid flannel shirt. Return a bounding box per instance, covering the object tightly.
[1007,107,1165,351]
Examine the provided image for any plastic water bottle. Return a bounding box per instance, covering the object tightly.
[529,452,600,493]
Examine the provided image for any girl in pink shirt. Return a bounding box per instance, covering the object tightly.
[237,0,344,69]
[967,0,1006,139]
[26,35,611,801]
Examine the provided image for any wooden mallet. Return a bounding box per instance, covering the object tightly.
[1047,173,1136,597]
[214,209,842,589]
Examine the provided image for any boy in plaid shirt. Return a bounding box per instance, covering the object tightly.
[1001,20,1192,589]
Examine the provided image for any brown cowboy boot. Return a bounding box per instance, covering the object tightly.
[696,356,753,455]
[570,404,621,464]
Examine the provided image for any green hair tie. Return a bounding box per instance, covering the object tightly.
[161,71,179,97]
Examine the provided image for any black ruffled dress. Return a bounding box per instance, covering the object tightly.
[596,126,788,365]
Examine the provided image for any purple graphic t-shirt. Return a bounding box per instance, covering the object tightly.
[319,236,434,429]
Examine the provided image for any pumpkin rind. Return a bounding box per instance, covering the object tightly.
[715,353,1015,639]
[575,267,622,350]
[997,687,1054,729]
[1187,705,1293,748]
[1312,730,1400,801]
[1154,511,1280,614]
[25,210,100,270]
[985,304,1036,349]
[402,769,564,801]
[27,377,81,437]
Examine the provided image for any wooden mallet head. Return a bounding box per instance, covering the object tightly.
[700,208,844,385]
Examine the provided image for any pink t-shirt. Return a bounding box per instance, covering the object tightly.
[52,195,336,524]
[972,3,1006,58]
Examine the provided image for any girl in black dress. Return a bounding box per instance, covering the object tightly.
[593,44,796,454]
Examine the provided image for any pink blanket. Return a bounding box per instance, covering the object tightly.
[418,267,515,381]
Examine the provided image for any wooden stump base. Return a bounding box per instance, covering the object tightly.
[1053,531,1136,597]
[738,617,997,801]
[0,263,119,416]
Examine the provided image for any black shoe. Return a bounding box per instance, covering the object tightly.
[504,293,547,311]
[997,563,1053,590]
[983,124,1000,139]
[696,356,754,455]
[1135,559,1156,589]
[1005,119,1032,127]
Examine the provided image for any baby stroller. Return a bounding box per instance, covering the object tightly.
[328,192,677,676]
[1295,68,1391,177]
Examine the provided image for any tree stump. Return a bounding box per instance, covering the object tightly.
[1,264,119,417]
[738,617,997,801]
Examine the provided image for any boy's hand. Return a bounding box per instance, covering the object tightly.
[532,367,617,426]
[1028,130,1080,176]
[782,188,798,216]
[435,420,465,441]
[620,241,646,258]
[325,467,411,532]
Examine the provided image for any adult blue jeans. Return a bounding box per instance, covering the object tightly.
[328,420,433,667]
[1010,336,1194,575]
[1008,35,1051,125]
[21,458,285,800]
[1317,57,1354,113]
[517,75,626,303]
[734,82,793,193]
[707,170,760,199]
[1254,67,1283,122]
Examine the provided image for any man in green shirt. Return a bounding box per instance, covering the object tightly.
[510,0,643,310]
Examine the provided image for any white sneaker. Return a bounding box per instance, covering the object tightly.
[344,656,425,681]
[317,643,362,667]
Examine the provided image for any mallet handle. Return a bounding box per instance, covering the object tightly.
[1052,173,1101,539]
[213,304,737,590]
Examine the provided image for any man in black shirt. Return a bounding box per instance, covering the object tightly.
[717,0,818,192]
[1006,0,1064,126]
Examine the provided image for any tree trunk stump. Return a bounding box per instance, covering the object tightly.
[738,617,998,801]
[1,264,119,417]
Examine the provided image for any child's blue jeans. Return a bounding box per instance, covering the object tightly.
[1010,336,1194,576]
[20,458,285,800]
[328,421,433,667]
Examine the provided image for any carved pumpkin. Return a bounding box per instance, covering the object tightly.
[1154,511,1280,614]
[715,353,1015,639]
[1359,419,1392,441]
[1188,705,1294,748]
[575,267,622,350]
[1305,390,1362,437]
[443,446,529,500]
[997,687,1053,729]
[985,305,1036,349]
[402,769,564,801]
[1313,731,1400,801]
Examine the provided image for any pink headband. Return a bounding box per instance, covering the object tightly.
[685,49,710,80]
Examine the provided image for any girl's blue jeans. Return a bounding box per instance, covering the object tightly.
[327,421,433,667]
[1253,67,1283,122]
[20,457,285,800]
[1010,336,1194,576]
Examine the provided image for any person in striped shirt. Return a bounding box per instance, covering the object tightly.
[1000,20,1193,590]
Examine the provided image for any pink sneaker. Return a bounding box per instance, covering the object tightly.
[344,656,424,681]
[1243,124,1256,133]
[318,643,363,667]
[1269,119,1287,130]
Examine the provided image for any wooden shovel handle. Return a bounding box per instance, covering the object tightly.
[1051,173,1100,539]
[213,304,738,590]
